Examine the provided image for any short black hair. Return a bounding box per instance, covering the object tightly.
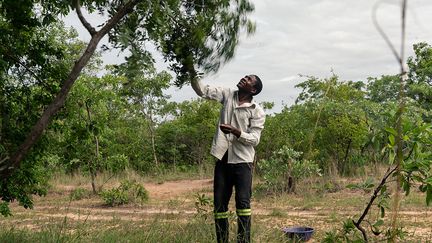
[252,75,262,96]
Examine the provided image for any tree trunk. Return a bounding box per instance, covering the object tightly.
[341,139,352,174]
[90,135,99,194]
[90,163,97,194]
[148,121,159,167]
[85,101,99,194]
[287,176,296,193]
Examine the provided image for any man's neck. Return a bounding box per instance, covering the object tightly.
[237,90,253,105]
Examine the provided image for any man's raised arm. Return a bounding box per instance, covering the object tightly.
[191,77,204,97]
[190,78,226,103]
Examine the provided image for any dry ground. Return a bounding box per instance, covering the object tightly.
[2,177,432,242]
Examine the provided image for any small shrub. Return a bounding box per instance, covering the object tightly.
[0,202,12,217]
[258,146,321,194]
[314,180,342,194]
[346,177,375,193]
[100,180,149,206]
[70,188,90,201]
[194,193,212,219]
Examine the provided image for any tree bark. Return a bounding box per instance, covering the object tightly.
[90,135,99,194]
[85,102,98,194]
[147,109,159,167]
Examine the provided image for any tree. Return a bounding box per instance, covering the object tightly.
[117,64,172,167]
[291,75,368,175]
[0,22,86,216]
[407,42,432,117]
[1,0,256,215]
[156,99,220,168]
[60,74,128,194]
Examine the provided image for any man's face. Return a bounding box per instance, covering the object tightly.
[237,75,257,94]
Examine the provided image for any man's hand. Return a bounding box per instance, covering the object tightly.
[219,124,241,138]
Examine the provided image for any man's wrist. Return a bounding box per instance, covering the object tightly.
[232,129,241,138]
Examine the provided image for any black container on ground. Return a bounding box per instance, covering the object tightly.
[282,226,314,242]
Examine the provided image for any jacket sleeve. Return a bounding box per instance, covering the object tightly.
[191,79,226,103]
[237,107,266,147]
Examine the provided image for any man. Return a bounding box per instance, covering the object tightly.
[191,75,265,243]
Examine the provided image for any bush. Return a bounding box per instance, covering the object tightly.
[100,180,149,206]
[105,154,129,173]
[69,188,91,201]
[258,146,321,194]
[0,202,12,217]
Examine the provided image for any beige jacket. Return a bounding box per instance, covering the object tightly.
[192,80,265,163]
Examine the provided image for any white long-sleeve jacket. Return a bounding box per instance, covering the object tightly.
[193,80,265,164]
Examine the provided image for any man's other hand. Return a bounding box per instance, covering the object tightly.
[219,124,241,138]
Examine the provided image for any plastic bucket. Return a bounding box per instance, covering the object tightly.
[282,226,314,242]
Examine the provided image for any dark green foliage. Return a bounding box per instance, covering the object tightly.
[0,155,49,216]
[0,202,11,217]
[107,0,256,85]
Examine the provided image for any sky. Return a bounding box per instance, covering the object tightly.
[63,0,432,112]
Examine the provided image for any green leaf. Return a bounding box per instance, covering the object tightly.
[385,127,398,136]
[388,134,395,146]
[380,206,385,218]
[403,181,411,196]
[373,219,384,227]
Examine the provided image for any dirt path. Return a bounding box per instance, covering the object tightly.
[143,178,213,199]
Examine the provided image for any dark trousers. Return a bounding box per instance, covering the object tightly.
[214,153,252,243]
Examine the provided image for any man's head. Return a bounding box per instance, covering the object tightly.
[237,74,263,96]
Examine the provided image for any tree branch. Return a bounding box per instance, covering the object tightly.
[353,166,398,242]
[75,0,97,36]
[99,0,141,36]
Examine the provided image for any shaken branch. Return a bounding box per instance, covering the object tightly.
[75,0,97,36]
[372,0,402,65]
